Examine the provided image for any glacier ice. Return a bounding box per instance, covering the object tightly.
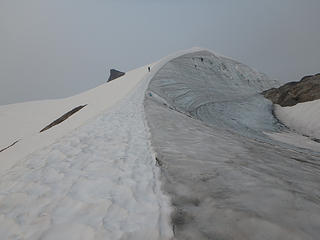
[145,50,320,240]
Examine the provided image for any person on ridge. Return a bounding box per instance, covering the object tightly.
[148,66,151,72]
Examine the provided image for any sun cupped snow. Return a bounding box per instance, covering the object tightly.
[0,72,173,240]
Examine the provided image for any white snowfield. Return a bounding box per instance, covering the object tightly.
[0,65,149,174]
[0,47,206,239]
[274,100,320,140]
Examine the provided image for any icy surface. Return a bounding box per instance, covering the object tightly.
[145,51,320,239]
[265,131,320,152]
[148,51,282,140]
[0,78,173,240]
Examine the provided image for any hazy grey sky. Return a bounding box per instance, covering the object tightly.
[1,0,319,105]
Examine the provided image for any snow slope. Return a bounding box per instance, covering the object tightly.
[0,47,205,174]
[0,65,150,174]
[1,47,319,239]
[0,78,172,239]
[0,47,210,240]
[274,100,320,140]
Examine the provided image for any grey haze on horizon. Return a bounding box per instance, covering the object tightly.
[1,0,319,105]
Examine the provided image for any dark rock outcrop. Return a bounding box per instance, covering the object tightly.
[40,105,87,133]
[263,73,320,106]
[107,69,125,82]
[0,140,19,153]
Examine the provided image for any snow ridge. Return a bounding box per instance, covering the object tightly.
[0,75,173,239]
[0,47,233,240]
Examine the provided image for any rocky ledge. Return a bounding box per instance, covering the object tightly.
[263,73,320,106]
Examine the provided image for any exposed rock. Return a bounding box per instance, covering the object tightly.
[0,140,19,153]
[107,69,125,82]
[40,105,87,133]
[263,73,320,106]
